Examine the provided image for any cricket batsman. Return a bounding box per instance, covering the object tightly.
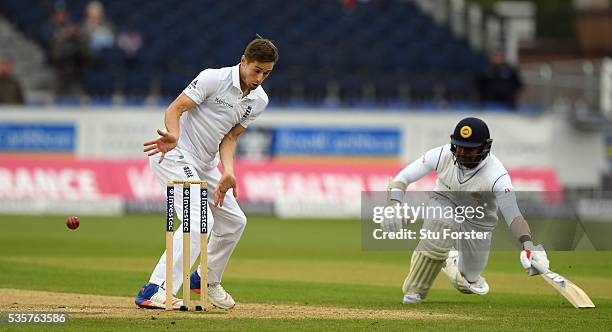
[135,36,278,309]
[383,117,550,303]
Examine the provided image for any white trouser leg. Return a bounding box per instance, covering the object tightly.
[147,153,215,295]
[457,222,492,283]
[195,166,247,284]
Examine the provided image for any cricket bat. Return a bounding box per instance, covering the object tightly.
[540,270,595,308]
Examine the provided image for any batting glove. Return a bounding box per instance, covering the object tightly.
[380,218,404,233]
[519,241,550,276]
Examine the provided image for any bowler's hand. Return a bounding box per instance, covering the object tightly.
[214,173,237,207]
[143,129,178,163]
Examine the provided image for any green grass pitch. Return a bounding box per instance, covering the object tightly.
[0,214,610,331]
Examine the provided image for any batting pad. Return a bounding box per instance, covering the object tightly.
[415,218,457,260]
[402,251,445,299]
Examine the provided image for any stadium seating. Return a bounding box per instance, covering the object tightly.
[0,0,488,106]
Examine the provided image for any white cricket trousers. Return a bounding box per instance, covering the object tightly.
[417,195,493,283]
[147,149,247,295]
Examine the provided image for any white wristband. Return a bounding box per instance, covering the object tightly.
[522,240,534,250]
[388,188,404,204]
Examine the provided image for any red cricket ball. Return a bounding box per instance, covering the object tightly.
[66,216,80,230]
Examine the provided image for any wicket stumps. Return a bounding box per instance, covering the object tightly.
[165,179,208,311]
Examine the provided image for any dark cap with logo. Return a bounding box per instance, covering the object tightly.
[450,117,490,148]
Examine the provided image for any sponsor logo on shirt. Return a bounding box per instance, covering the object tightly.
[183,166,194,178]
[241,106,252,121]
[189,79,198,89]
[215,97,234,109]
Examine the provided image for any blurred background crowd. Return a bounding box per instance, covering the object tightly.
[3,0,605,111]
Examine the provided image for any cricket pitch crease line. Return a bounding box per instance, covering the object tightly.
[0,288,472,320]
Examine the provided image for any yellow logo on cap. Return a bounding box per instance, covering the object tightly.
[460,126,472,138]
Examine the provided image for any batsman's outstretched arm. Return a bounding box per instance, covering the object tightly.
[498,195,550,275]
[493,177,550,275]
[381,147,441,232]
[143,93,196,163]
[513,215,550,275]
[388,146,443,204]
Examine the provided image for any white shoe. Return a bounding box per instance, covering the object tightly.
[468,276,489,295]
[442,250,489,295]
[442,249,469,293]
[441,250,459,278]
[453,274,490,295]
[208,283,236,310]
[402,293,423,304]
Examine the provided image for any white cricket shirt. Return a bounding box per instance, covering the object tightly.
[179,64,268,167]
[393,144,522,228]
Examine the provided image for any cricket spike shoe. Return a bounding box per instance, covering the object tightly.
[467,276,490,295]
[442,250,490,295]
[190,271,236,310]
[208,283,236,310]
[135,283,183,309]
[190,271,202,294]
[441,250,460,280]
[402,293,423,304]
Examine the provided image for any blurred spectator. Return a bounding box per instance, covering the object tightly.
[476,51,523,109]
[340,0,373,10]
[81,1,114,55]
[116,23,143,66]
[341,0,358,9]
[48,8,88,96]
[0,57,25,104]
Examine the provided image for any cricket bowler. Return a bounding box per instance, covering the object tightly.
[135,36,278,309]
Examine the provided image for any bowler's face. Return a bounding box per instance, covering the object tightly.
[240,57,274,90]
